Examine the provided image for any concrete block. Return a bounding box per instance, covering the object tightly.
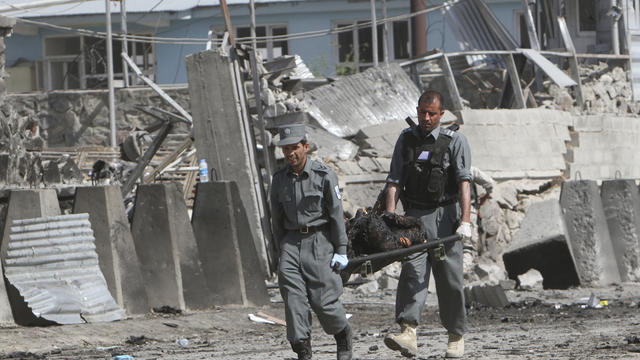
[464,284,510,308]
[191,181,269,307]
[358,157,382,173]
[334,160,365,176]
[560,180,621,285]
[503,200,580,289]
[186,48,269,274]
[600,180,640,282]
[0,189,61,324]
[73,186,149,314]
[130,183,212,311]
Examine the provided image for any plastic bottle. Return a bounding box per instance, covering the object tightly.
[199,159,209,183]
[176,338,189,347]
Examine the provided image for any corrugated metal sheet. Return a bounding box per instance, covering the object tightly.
[302,63,421,138]
[443,0,518,66]
[5,213,125,325]
[444,0,518,51]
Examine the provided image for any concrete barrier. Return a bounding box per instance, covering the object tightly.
[131,183,212,311]
[73,186,149,314]
[560,180,621,285]
[503,200,580,289]
[600,180,640,282]
[191,181,269,307]
[0,189,61,324]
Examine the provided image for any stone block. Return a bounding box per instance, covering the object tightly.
[130,183,212,311]
[73,186,149,314]
[600,180,640,282]
[191,181,269,307]
[464,284,510,308]
[503,200,580,289]
[560,180,621,286]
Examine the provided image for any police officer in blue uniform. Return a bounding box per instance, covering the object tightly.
[383,91,472,358]
[270,124,353,360]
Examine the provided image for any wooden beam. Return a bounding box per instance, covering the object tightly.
[558,16,584,110]
[122,53,192,123]
[440,53,463,112]
[220,0,235,45]
[142,137,193,183]
[121,122,173,198]
[504,54,526,109]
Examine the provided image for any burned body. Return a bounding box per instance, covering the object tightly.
[346,209,425,258]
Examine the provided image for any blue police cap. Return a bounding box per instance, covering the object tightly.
[277,124,306,146]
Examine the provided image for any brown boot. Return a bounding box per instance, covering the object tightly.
[383,322,417,358]
[445,333,464,358]
[334,324,353,360]
[291,338,312,360]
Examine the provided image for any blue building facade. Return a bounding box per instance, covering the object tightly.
[5,0,523,91]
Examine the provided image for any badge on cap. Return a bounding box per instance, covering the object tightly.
[284,128,291,135]
[334,185,341,200]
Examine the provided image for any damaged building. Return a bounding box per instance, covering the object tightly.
[0,0,637,343]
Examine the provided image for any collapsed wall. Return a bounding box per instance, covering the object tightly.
[7,87,191,148]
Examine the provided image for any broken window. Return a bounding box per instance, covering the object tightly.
[42,34,155,91]
[235,25,289,60]
[43,36,81,91]
[335,19,410,74]
[578,0,596,32]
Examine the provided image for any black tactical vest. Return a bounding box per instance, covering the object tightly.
[401,127,459,208]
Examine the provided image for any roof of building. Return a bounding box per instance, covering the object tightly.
[2,0,294,18]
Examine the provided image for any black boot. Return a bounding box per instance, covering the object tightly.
[291,338,312,360]
[334,324,353,360]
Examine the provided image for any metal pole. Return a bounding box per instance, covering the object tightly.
[120,0,129,87]
[106,0,116,147]
[249,0,273,187]
[382,0,389,65]
[611,0,620,54]
[250,0,258,51]
[411,0,427,56]
[370,0,378,66]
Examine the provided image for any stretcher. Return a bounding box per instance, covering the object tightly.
[339,233,462,284]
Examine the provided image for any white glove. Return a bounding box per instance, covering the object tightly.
[330,253,349,271]
[456,222,472,241]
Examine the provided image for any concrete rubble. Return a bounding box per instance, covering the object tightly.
[0,13,638,331]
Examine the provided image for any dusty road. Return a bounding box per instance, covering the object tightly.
[1,283,639,359]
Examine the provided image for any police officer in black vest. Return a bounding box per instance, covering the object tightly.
[383,90,472,358]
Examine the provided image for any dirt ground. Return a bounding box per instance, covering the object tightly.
[0,282,639,360]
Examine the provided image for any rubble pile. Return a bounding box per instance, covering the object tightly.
[540,63,636,114]
[466,179,560,285]
[244,54,320,127]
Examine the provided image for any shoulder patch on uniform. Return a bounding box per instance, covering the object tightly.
[442,128,454,137]
[310,160,330,173]
[334,185,341,200]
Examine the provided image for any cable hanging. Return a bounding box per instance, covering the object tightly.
[14,3,445,46]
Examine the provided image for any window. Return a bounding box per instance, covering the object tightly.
[578,0,596,32]
[42,34,155,90]
[235,24,289,60]
[335,19,411,74]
